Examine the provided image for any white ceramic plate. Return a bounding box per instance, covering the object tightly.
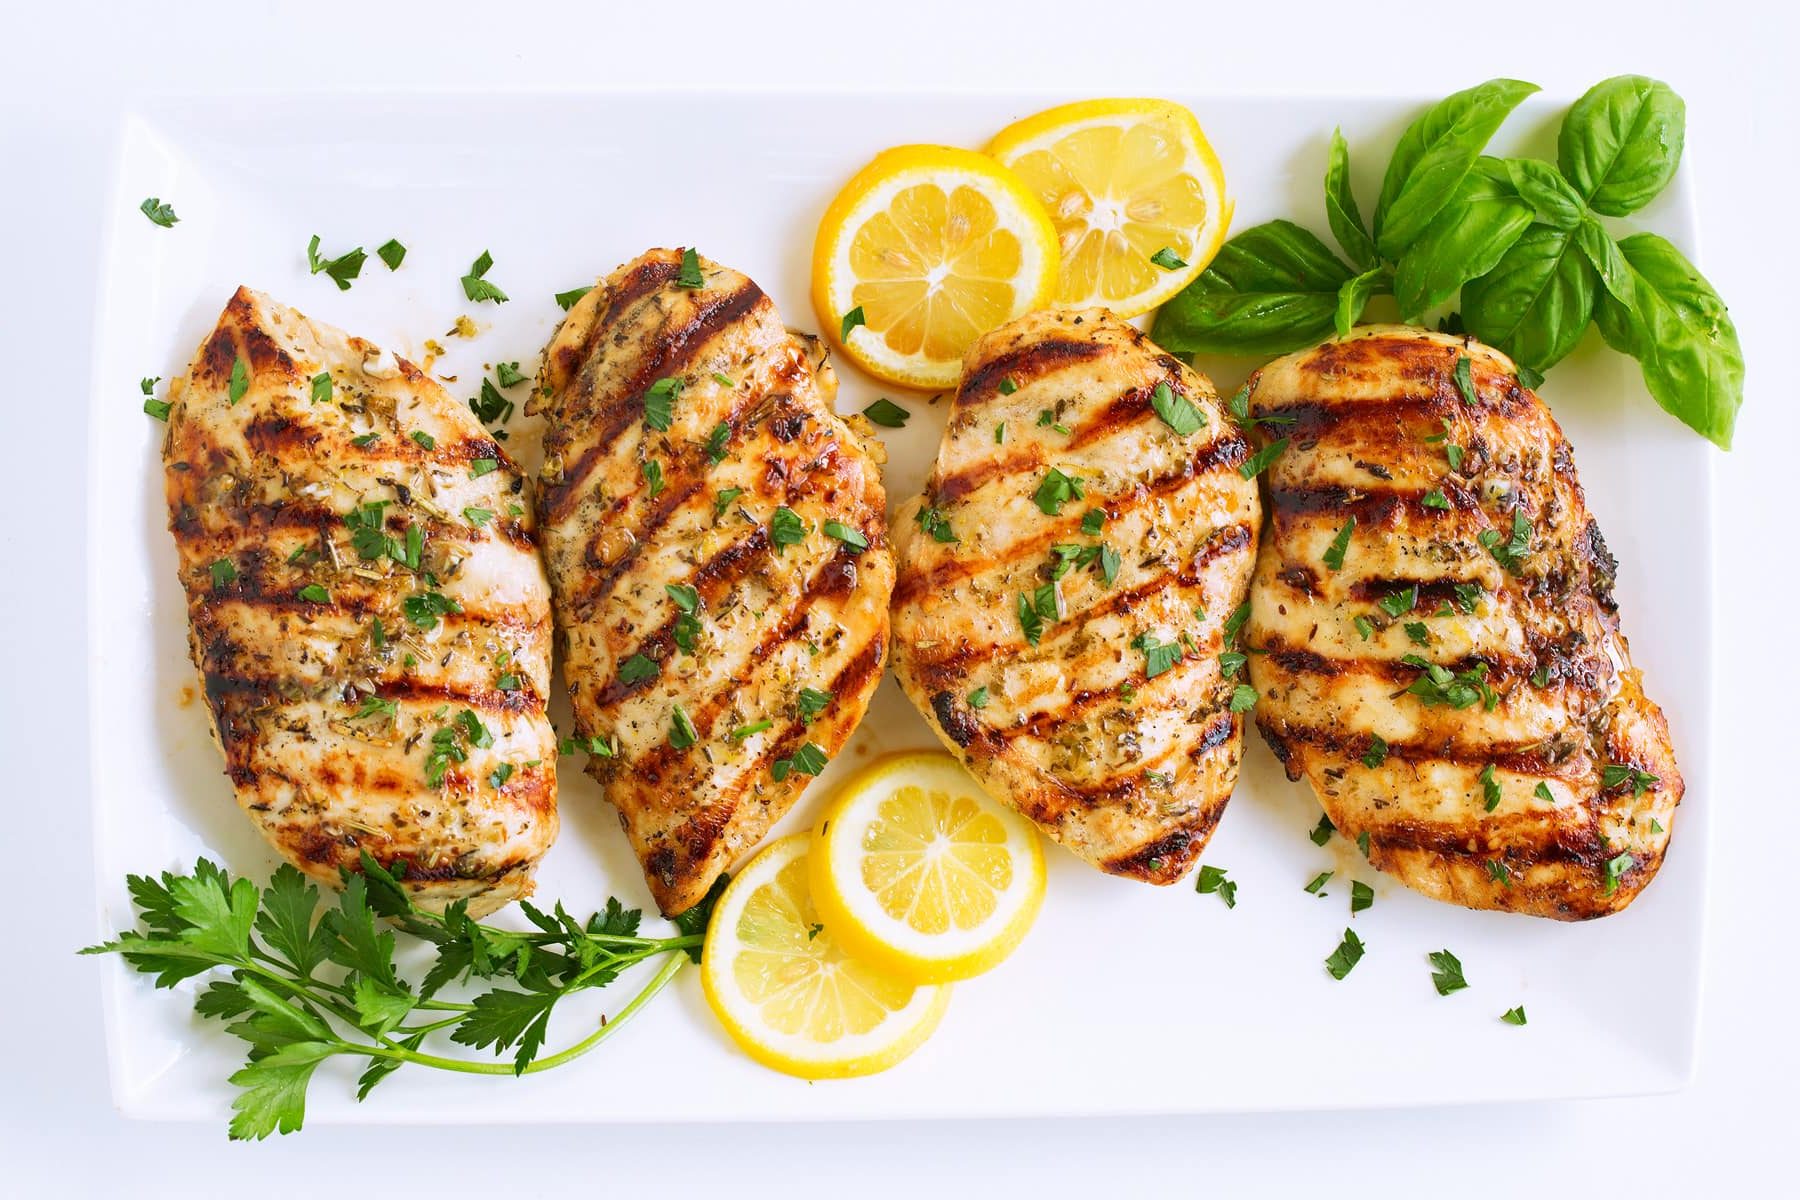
[87,91,1711,1125]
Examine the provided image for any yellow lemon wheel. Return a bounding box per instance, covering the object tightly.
[700,833,950,1079]
[811,144,1060,390]
[811,752,1046,985]
[987,98,1231,318]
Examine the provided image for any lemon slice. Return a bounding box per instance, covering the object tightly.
[812,144,1059,390]
[700,832,950,1078]
[987,98,1231,318]
[811,752,1045,984]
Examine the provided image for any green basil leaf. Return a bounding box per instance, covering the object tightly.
[1499,158,1585,231]
[1574,217,1635,305]
[1462,225,1597,372]
[1393,163,1533,320]
[1374,79,1540,260]
[1558,75,1686,217]
[1324,128,1378,271]
[1593,233,1742,449]
[1335,266,1385,338]
[1151,220,1352,357]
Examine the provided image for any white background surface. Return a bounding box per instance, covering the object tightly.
[4,1,1794,1195]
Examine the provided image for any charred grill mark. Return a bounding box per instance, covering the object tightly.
[931,689,982,748]
[1269,481,1479,523]
[1257,638,1531,687]
[935,447,1040,507]
[541,279,770,524]
[1067,383,1157,449]
[1269,719,1582,778]
[200,668,547,716]
[895,458,1253,608]
[1346,576,1488,608]
[959,338,1110,402]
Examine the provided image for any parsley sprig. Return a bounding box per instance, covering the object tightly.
[82,855,721,1140]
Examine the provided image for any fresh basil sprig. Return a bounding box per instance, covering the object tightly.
[1152,75,1742,448]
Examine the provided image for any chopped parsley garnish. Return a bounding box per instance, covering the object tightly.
[1325,928,1365,980]
[464,506,494,526]
[1516,365,1544,389]
[1445,440,1465,473]
[769,506,808,553]
[1428,949,1469,995]
[495,673,519,692]
[1219,651,1247,677]
[1097,544,1121,586]
[1323,517,1355,571]
[643,377,683,431]
[915,505,958,544]
[1402,656,1496,710]
[402,590,460,630]
[1195,865,1236,908]
[1478,510,1532,573]
[376,239,406,270]
[495,361,528,388]
[1237,437,1289,479]
[1033,467,1085,516]
[554,285,593,311]
[1017,586,1056,646]
[998,377,1019,395]
[1361,735,1388,769]
[618,654,659,685]
[1222,601,1251,647]
[227,355,249,405]
[1229,684,1258,713]
[558,732,617,757]
[967,686,990,709]
[705,422,731,464]
[1601,763,1659,797]
[306,235,366,290]
[641,459,664,497]
[411,430,436,451]
[1501,1006,1528,1026]
[772,742,829,781]
[469,458,500,479]
[1150,381,1206,436]
[141,375,171,420]
[1486,858,1513,888]
[301,372,331,406]
[461,250,508,304]
[1309,813,1335,846]
[1533,781,1556,803]
[797,687,833,724]
[711,372,734,389]
[296,583,331,604]
[994,423,1006,444]
[1357,830,1371,858]
[1131,631,1181,679]
[1081,509,1106,536]
[1421,489,1451,510]
[488,763,515,789]
[1304,871,1332,896]
[665,583,699,612]
[668,704,699,750]
[1350,880,1374,914]
[209,559,236,589]
[1531,665,1551,688]
[1149,246,1188,270]
[1650,818,1665,834]
[1602,851,1635,895]
[1379,585,1419,618]
[470,378,514,425]
[729,719,773,741]
[823,519,868,552]
[675,247,704,289]
[713,487,744,519]
[862,398,910,428]
[1037,408,1072,435]
[1453,354,1479,407]
[840,307,866,340]
[353,695,397,721]
[1403,622,1430,646]
[139,197,178,227]
[1452,582,1483,614]
[1353,615,1375,640]
[1479,763,1502,812]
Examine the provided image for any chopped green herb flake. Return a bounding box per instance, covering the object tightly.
[1195,865,1236,908]
[839,306,866,341]
[618,654,659,686]
[1309,813,1335,847]
[1361,735,1388,769]
[1325,928,1365,980]
[862,398,910,428]
[1149,246,1188,270]
[555,285,593,311]
[1323,517,1355,571]
[769,507,808,553]
[139,197,178,227]
[1501,1005,1528,1026]
[1350,880,1374,914]
[377,239,406,270]
[1150,381,1206,436]
[1429,949,1469,995]
[1238,437,1289,479]
[675,247,704,289]
[461,250,508,304]
[966,686,990,709]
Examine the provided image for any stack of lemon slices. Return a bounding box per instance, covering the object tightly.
[701,752,1045,1078]
[812,98,1232,390]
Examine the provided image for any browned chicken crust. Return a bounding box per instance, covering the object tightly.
[532,249,893,915]
[1246,325,1682,919]
[164,288,558,916]
[892,309,1262,883]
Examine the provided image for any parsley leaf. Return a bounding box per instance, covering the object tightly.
[643,377,682,431]
[618,654,659,686]
[1479,763,1502,812]
[823,519,868,552]
[1350,880,1374,914]
[1150,381,1206,436]
[1081,509,1106,536]
[915,505,958,544]
[1150,246,1188,270]
[1238,437,1289,479]
[1379,584,1418,617]
[461,250,508,304]
[675,247,704,289]
[209,559,237,590]
[668,704,698,750]
[296,584,331,604]
[1325,928,1365,980]
[1033,467,1084,516]
[1601,763,1659,797]
[377,239,406,270]
[310,371,332,404]
[797,687,833,724]
[840,306,866,340]
[1453,354,1479,407]
[139,197,179,227]
[641,459,663,497]
[1304,871,1332,897]
[705,422,731,464]
[1428,949,1469,995]
[1478,510,1532,573]
[227,355,250,405]
[1361,735,1388,769]
[1195,865,1236,908]
[1323,517,1355,571]
[1229,684,1258,713]
[306,236,366,290]
[1309,813,1335,846]
[772,742,829,782]
[966,686,990,709]
[769,507,808,553]
[1132,631,1181,679]
[1501,1005,1528,1026]
[469,458,500,479]
[402,590,460,630]
[862,398,910,428]
[554,285,593,311]
[1602,851,1636,896]
[713,487,745,520]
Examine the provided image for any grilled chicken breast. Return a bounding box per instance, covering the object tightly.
[1246,326,1681,919]
[532,249,892,915]
[164,288,558,916]
[892,309,1262,883]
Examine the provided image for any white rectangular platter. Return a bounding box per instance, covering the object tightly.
[88,91,1711,1124]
